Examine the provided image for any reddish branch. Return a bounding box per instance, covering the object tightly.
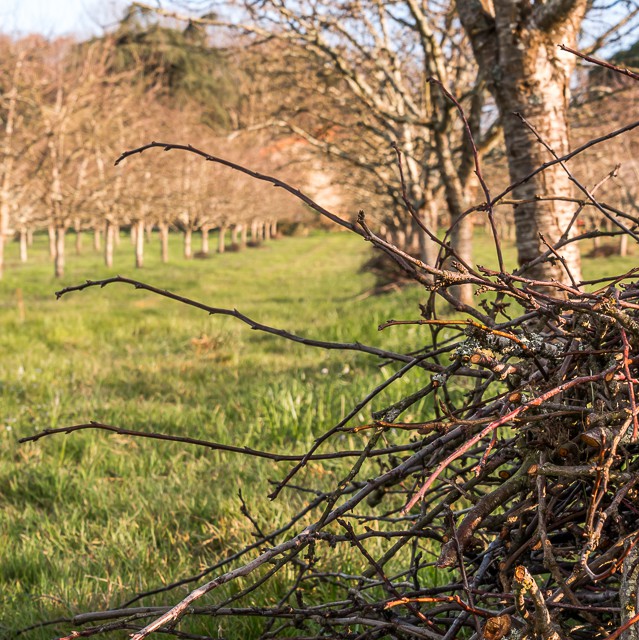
[16,46,639,640]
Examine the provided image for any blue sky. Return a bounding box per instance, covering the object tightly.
[1,0,127,38]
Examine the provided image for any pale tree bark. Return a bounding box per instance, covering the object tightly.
[159,222,169,263]
[457,0,586,285]
[184,228,193,259]
[104,220,114,268]
[0,53,23,280]
[74,218,82,255]
[270,220,278,238]
[19,226,28,263]
[240,224,248,249]
[230,224,238,246]
[201,226,210,254]
[48,225,56,259]
[417,201,439,268]
[218,224,228,253]
[93,226,101,251]
[54,226,65,278]
[134,219,145,268]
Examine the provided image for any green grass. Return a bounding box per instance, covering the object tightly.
[0,229,634,639]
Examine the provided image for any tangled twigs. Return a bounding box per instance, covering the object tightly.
[17,51,639,640]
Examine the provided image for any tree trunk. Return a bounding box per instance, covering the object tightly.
[93,226,101,252]
[240,224,248,249]
[457,0,587,286]
[19,226,28,263]
[27,227,33,246]
[159,222,169,263]
[184,228,193,259]
[114,224,120,246]
[135,219,144,268]
[231,224,238,246]
[74,218,82,255]
[0,202,7,279]
[434,128,474,306]
[104,220,114,268]
[264,221,271,241]
[417,201,439,282]
[0,233,4,280]
[48,225,56,259]
[218,225,227,253]
[201,227,210,254]
[251,220,259,243]
[270,220,278,238]
[619,232,628,258]
[54,226,65,278]
[145,223,153,244]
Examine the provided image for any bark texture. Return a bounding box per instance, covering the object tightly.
[457,0,586,284]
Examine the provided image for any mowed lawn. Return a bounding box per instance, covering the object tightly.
[0,229,634,638]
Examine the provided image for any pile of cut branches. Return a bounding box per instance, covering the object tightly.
[18,54,639,640]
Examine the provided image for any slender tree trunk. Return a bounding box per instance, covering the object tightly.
[231,224,238,246]
[264,221,271,241]
[145,223,153,244]
[218,225,228,253]
[54,226,65,278]
[434,128,474,306]
[159,222,169,263]
[93,226,101,251]
[201,227,210,254]
[417,201,439,281]
[270,220,278,238]
[27,227,33,246]
[131,223,137,246]
[135,219,144,268]
[251,220,259,243]
[619,232,628,257]
[74,224,82,255]
[0,233,5,280]
[114,224,120,246]
[48,225,56,259]
[19,226,27,263]
[104,220,114,268]
[0,58,20,281]
[184,228,193,259]
[240,224,248,249]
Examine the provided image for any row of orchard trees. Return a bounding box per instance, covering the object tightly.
[0,31,305,279]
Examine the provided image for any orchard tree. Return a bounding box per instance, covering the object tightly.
[137,0,503,304]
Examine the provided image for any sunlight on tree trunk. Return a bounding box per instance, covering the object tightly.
[201,226,209,254]
[159,222,169,263]
[183,228,192,259]
[54,226,65,278]
[104,220,114,268]
[135,219,144,268]
[19,227,27,263]
[218,224,227,253]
